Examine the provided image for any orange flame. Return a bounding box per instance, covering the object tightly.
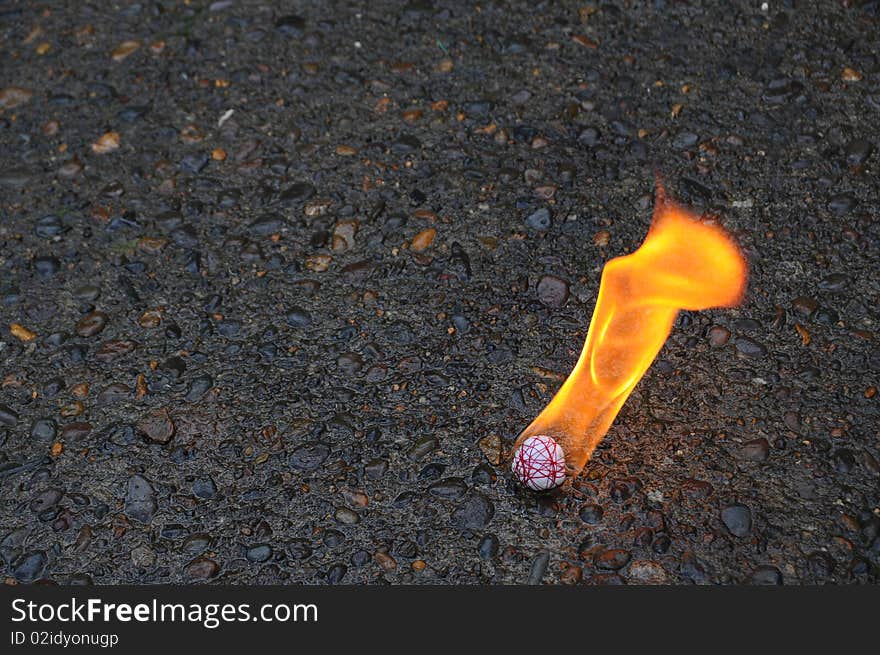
[514,181,748,478]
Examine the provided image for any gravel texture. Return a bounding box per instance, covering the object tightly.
[1,1,878,585]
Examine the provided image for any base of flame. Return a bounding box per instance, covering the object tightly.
[511,435,567,491]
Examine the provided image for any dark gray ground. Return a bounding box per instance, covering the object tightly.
[1,0,878,585]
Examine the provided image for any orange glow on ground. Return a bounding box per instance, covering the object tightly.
[514,182,748,477]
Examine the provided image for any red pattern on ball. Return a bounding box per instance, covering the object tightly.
[512,435,566,490]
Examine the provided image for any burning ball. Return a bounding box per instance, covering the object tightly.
[511,435,567,491]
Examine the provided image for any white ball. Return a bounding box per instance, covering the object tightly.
[511,435,567,491]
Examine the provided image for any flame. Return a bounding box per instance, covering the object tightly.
[514,181,748,478]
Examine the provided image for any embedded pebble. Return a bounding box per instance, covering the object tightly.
[0,87,33,108]
[536,275,569,308]
[125,475,157,524]
[578,504,604,524]
[735,337,767,359]
[628,560,667,583]
[185,557,219,580]
[137,408,175,444]
[526,208,552,231]
[452,492,494,529]
[721,504,753,537]
[289,442,330,471]
[246,544,273,563]
[75,311,108,337]
[708,326,731,347]
[595,548,631,571]
[131,545,156,568]
[741,438,770,462]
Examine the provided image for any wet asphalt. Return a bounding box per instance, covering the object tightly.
[1,1,878,584]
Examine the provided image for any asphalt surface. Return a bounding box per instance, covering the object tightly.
[1,1,878,585]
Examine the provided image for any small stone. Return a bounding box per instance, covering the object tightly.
[374,551,397,571]
[595,549,631,570]
[741,438,770,462]
[673,131,700,149]
[407,436,438,461]
[57,159,83,178]
[30,418,57,442]
[95,339,137,361]
[341,489,369,508]
[91,132,121,154]
[180,152,209,174]
[0,167,33,187]
[452,492,494,529]
[61,422,92,441]
[304,254,331,272]
[137,408,175,444]
[365,459,388,479]
[285,307,312,327]
[0,87,33,109]
[335,507,360,525]
[578,503,604,524]
[131,545,156,568]
[628,560,667,583]
[735,337,767,359]
[593,230,611,246]
[125,475,157,524]
[29,489,62,514]
[478,434,502,465]
[34,214,68,238]
[791,296,818,316]
[246,544,273,563]
[275,15,306,36]
[75,311,108,337]
[34,255,60,278]
[280,182,316,204]
[827,193,856,215]
[185,557,219,580]
[289,442,330,471]
[819,273,848,291]
[721,503,752,537]
[572,34,598,48]
[750,566,782,585]
[288,540,313,561]
[680,478,714,499]
[13,551,47,583]
[560,564,583,585]
[807,551,835,578]
[111,40,141,62]
[411,227,436,252]
[185,376,213,402]
[192,477,217,499]
[9,323,37,342]
[845,139,873,167]
[428,478,468,500]
[536,275,569,308]
[0,404,20,427]
[332,220,358,251]
[477,534,499,559]
[527,550,550,584]
[137,236,169,254]
[136,310,160,329]
[708,326,730,347]
[841,67,862,82]
[526,208,552,231]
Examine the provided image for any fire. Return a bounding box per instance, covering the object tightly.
[513,181,748,484]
